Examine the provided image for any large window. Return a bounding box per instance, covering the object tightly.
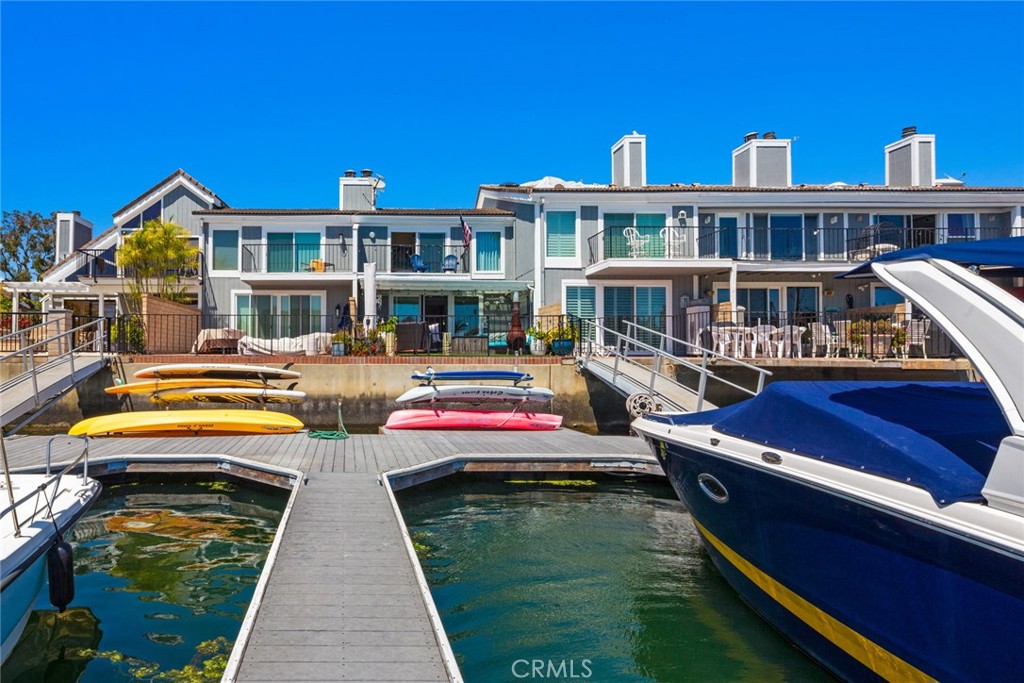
[605,213,665,258]
[267,232,320,272]
[237,293,323,338]
[475,231,501,272]
[454,296,480,336]
[212,230,239,271]
[394,296,421,321]
[872,286,905,307]
[718,287,782,323]
[947,214,976,242]
[546,211,577,258]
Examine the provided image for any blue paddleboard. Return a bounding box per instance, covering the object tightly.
[411,369,534,384]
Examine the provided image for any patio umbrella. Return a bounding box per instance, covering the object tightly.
[363,262,377,330]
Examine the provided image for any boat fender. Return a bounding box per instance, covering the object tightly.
[47,540,75,612]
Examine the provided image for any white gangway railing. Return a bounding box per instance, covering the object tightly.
[577,319,771,414]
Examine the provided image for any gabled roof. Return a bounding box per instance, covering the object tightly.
[112,169,228,219]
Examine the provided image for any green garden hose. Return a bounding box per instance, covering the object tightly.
[307,403,349,440]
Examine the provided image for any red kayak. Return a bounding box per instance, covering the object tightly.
[385,409,563,431]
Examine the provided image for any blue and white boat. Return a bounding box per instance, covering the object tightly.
[632,237,1024,682]
[1,437,101,663]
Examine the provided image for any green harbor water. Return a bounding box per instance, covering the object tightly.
[2,477,286,683]
[398,477,834,683]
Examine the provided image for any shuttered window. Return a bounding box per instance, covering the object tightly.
[565,286,596,319]
[546,211,577,258]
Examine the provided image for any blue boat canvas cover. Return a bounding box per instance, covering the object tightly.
[645,381,1010,506]
[840,236,1024,278]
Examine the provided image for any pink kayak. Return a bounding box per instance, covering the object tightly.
[385,409,563,431]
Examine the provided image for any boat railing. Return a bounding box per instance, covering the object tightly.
[0,435,91,543]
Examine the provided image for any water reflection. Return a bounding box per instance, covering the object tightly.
[399,478,833,683]
[2,478,285,683]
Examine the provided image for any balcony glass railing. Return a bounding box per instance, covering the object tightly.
[586,225,1020,266]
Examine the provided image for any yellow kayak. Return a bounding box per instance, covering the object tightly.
[69,409,304,437]
[105,378,271,395]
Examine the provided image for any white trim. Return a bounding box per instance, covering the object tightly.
[113,175,219,225]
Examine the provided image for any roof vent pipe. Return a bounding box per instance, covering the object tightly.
[763,131,776,140]
[344,170,356,178]
[744,132,758,142]
[361,169,373,178]
[902,126,917,138]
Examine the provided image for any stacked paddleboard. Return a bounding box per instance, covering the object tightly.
[386,367,561,431]
[73,364,306,437]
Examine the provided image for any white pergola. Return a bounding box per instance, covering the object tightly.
[2,281,92,313]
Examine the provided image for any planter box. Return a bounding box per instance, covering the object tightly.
[551,338,575,356]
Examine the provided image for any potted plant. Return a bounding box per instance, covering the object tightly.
[331,330,350,356]
[377,316,398,356]
[527,324,550,355]
[549,321,575,356]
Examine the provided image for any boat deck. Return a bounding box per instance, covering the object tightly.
[5,430,649,682]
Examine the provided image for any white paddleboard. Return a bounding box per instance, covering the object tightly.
[135,364,301,380]
[396,384,554,405]
[149,387,307,405]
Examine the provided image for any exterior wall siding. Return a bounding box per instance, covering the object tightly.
[733,149,751,186]
[889,145,913,186]
[613,147,624,186]
[162,185,210,236]
[629,141,643,187]
[757,147,789,187]
[919,141,934,186]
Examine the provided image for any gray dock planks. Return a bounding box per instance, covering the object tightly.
[4,430,648,682]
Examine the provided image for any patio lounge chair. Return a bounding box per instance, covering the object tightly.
[409,253,428,273]
[442,254,458,272]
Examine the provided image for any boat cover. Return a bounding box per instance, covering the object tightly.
[840,236,1024,278]
[645,381,1010,506]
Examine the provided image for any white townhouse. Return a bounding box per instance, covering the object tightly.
[476,128,1024,342]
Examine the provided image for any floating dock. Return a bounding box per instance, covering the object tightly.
[6,430,652,682]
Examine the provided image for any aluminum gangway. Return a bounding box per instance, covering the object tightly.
[1,318,108,432]
[576,319,771,415]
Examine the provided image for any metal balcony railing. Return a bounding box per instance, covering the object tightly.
[74,247,201,280]
[587,224,1020,266]
[360,243,470,274]
[240,242,353,274]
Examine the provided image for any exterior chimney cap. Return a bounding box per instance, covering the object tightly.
[360,169,373,178]
[902,126,917,138]
[344,170,356,178]
[763,131,776,140]
[744,132,758,142]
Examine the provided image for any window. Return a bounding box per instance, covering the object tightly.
[947,214,976,242]
[475,231,501,272]
[394,296,421,321]
[872,286,904,306]
[769,214,803,260]
[546,211,577,258]
[212,230,239,270]
[454,296,480,336]
[237,293,323,338]
[604,213,665,258]
[565,285,596,341]
[268,232,320,272]
[718,287,782,324]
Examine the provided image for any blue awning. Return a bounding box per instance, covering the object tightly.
[839,236,1024,278]
[644,381,1009,506]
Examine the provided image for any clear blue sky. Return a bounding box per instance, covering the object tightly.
[3,1,1022,229]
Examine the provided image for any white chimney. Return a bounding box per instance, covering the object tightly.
[885,126,936,187]
[54,211,93,263]
[732,131,792,187]
[611,132,646,187]
[338,169,378,211]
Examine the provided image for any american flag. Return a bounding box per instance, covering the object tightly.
[460,215,471,252]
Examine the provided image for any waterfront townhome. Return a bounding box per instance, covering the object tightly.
[476,127,1024,352]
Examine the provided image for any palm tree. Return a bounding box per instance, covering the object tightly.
[116,219,199,309]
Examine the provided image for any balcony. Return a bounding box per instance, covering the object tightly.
[586,224,1020,268]
[74,247,201,281]
[241,242,353,274]
[361,243,470,274]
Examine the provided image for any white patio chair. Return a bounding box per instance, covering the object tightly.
[750,324,776,358]
[623,227,650,258]
[808,322,833,358]
[709,325,731,357]
[832,320,853,358]
[777,325,804,358]
[906,318,931,358]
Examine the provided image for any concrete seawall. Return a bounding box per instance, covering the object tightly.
[3,355,975,434]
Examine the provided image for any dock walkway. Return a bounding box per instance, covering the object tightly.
[5,430,648,682]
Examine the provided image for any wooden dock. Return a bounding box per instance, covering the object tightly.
[4,430,649,682]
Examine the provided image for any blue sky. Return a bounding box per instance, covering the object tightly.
[2,1,1022,229]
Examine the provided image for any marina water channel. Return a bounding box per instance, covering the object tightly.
[398,475,834,682]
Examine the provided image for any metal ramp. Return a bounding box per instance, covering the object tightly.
[577,320,771,415]
[1,318,108,432]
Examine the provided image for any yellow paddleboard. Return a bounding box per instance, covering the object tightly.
[106,378,271,395]
[69,409,304,437]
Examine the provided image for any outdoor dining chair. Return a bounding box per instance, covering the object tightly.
[808,321,833,358]
[623,227,650,258]
[749,324,776,358]
[777,325,805,358]
[906,318,931,358]
[832,320,853,358]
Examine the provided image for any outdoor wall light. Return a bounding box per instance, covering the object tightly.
[335,304,341,318]
[368,231,376,240]
[830,216,839,224]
